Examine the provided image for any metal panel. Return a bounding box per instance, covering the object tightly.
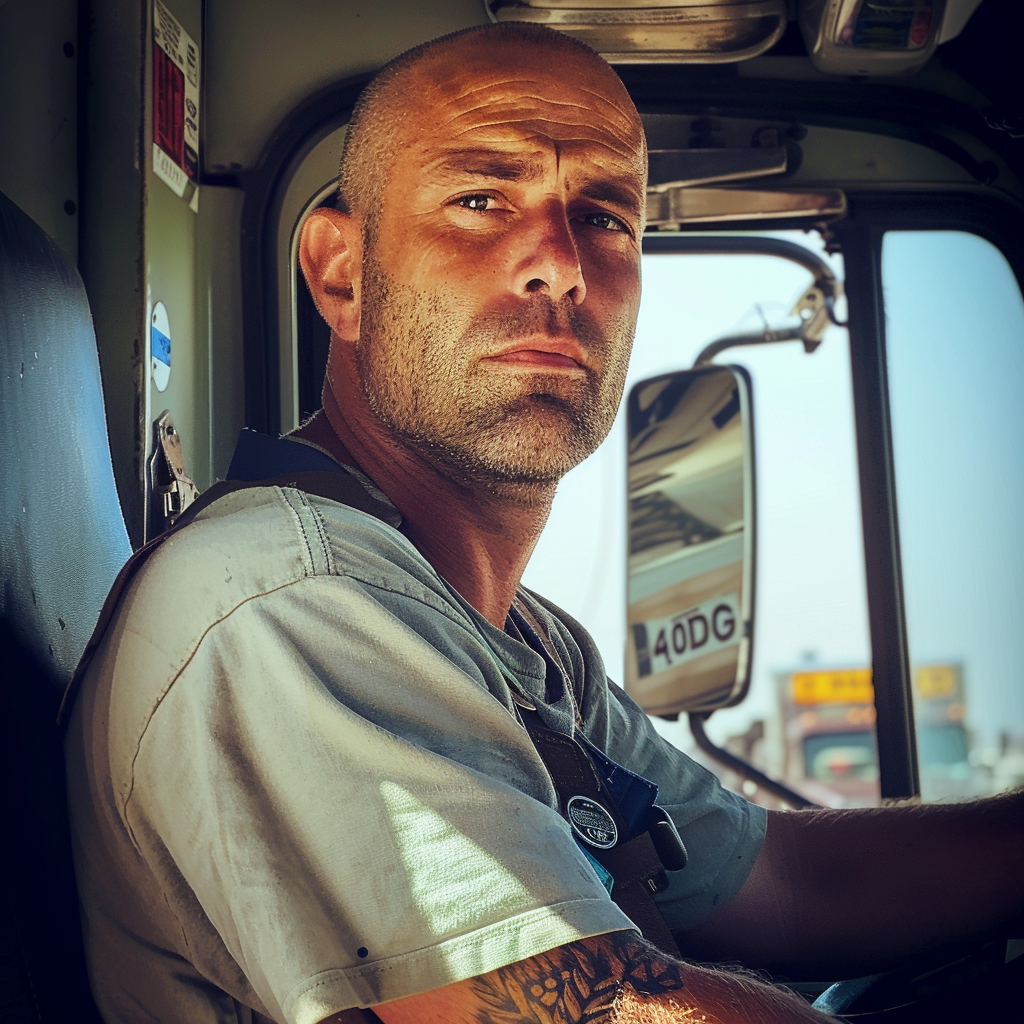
[79,0,213,545]
[0,0,78,264]
[146,147,207,506]
[78,0,148,546]
[144,0,208,540]
[197,185,247,482]
[204,0,483,175]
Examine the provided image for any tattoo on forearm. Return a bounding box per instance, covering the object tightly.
[471,932,684,1023]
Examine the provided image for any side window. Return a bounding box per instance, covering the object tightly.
[883,231,1024,801]
[523,234,875,807]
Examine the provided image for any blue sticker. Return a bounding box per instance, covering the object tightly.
[151,326,171,366]
[579,844,614,896]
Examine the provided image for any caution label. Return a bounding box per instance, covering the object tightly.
[152,0,199,208]
[633,593,740,679]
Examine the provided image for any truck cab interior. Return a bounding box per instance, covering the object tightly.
[1,0,1021,1020]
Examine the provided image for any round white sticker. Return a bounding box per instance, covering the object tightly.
[567,795,618,850]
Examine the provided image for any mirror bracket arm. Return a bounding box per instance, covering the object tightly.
[687,712,819,810]
[692,325,806,367]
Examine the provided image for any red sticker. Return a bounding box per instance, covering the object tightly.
[153,44,185,171]
[152,0,200,203]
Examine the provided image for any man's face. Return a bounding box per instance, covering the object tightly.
[355,38,646,488]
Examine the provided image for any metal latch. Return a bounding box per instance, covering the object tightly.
[148,410,199,535]
[791,284,831,353]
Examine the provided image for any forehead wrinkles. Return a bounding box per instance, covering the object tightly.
[437,123,640,169]
[441,77,635,129]
[415,75,643,161]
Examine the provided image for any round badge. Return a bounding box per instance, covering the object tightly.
[567,795,618,850]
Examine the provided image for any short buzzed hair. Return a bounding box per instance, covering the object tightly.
[336,23,614,225]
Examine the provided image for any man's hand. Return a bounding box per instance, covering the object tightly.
[367,931,832,1023]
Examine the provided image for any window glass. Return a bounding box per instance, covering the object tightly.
[523,233,874,807]
[883,231,1024,801]
[804,732,877,784]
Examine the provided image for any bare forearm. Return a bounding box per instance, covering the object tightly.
[373,932,833,1024]
[685,788,1024,976]
[783,790,1024,961]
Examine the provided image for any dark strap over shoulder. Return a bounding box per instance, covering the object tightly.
[523,715,682,958]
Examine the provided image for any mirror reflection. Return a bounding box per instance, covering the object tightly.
[625,366,755,716]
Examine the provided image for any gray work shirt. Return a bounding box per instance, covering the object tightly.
[65,483,765,1024]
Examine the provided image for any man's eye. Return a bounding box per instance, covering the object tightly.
[582,212,627,233]
[456,195,494,211]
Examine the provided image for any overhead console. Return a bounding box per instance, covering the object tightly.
[483,0,984,75]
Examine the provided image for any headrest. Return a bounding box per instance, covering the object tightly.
[0,191,132,689]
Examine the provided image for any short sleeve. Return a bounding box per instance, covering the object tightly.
[123,575,633,1024]
[602,681,767,932]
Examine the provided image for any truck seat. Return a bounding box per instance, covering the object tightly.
[0,188,130,1022]
[0,189,132,684]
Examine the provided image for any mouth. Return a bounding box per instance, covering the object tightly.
[484,339,588,372]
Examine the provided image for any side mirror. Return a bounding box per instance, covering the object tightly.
[625,365,756,716]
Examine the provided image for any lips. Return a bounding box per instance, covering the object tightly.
[484,338,587,371]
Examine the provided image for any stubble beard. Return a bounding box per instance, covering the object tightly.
[355,250,634,495]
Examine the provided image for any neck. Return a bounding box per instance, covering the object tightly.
[299,372,555,629]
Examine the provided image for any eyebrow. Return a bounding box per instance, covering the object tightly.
[579,177,645,216]
[432,150,546,182]
[429,148,645,216]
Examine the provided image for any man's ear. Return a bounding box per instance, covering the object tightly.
[299,207,363,341]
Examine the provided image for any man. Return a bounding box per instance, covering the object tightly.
[65,22,1022,1024]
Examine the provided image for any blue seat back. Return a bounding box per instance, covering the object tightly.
[0,189,130,1023]
[0,189,132,686]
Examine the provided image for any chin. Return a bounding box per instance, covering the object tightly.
[469,419,602,483]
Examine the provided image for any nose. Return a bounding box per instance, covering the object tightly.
[511,203,587,306]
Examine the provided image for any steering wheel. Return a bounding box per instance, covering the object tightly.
[810,939,1022,1020]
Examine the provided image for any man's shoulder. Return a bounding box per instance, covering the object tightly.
[75,487,317,702]
[91,482,456,689]
[70,483,443,776]
[147,481,418,596]
[82,483,423,689]
[162,483,319,578]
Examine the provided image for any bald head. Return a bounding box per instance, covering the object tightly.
[299,19,646,505]
[337,23,646,226]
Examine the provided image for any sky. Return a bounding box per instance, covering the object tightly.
[884,231,1024,753]
[521,229,1024,769]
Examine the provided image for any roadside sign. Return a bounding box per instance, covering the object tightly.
[914,664,958,699]
[789,663,960,707]
[791,668,874,706]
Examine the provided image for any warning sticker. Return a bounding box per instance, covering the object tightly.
[153,0,199,210]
